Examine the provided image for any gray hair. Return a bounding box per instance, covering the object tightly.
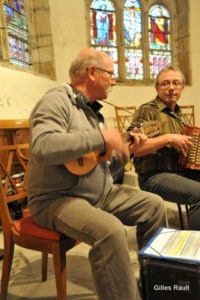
[155,65,185,86]
[69,49,107,80]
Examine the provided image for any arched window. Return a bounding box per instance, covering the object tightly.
[3,0,30,68]
[149,5,171,79]
[0,0,56,80]
[87,0,191,85]
[124,0,143,79]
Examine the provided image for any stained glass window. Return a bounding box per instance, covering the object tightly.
[90,0,118,75]
[89,1,173,82]
[90,0,115,46]
[124,0,142,79]
[88,0,188,84]
[148,5,171,78]
[3,0,30,68]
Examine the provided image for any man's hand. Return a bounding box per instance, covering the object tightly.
[167,134,193,157]
[128,132,148,155]
[101,128,130,161]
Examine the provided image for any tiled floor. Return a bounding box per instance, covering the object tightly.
[0,227,139,300]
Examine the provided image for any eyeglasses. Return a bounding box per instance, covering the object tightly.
[156,80,184,89]
[96,67,116,79]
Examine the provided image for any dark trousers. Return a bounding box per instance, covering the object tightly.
[139,169,200,230]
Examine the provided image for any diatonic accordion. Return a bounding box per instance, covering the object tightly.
[179,126,200,170]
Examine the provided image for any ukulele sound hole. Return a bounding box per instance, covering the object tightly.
[77,158,84,167]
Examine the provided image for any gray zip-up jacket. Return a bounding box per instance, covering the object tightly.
[27,85,122,216]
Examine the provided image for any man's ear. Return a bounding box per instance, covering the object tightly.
[87,66,96,82]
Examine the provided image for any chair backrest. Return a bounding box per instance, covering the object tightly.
[180,105,195,126]
[115,106,137,133]
[0,119,30,168]
[0,119,30,144]
[0,144,29,228]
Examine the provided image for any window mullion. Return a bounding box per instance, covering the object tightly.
[0,0,9,62]
[116,5,126,81]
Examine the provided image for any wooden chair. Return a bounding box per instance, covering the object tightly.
[0,119,30,165]
[114,106,137,133]
[0,120,30,228]
[0,144,77,300]
[0,119,29,144]
[180,105,195,126]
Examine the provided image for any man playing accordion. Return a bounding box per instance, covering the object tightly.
[130,65,200,230]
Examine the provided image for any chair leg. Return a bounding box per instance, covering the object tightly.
[0,232,15,300]
[185,205,190,228]
[41,252,48,281]
[177,204,184,229]
[52,244,67,300]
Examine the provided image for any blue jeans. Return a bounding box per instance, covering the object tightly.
[32,184,166,300]
[139,169,200,230]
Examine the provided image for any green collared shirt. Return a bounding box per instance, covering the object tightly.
[130,96,189,135]
[130,96,190,175]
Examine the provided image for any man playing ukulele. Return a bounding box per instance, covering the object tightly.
[27,48,166,300]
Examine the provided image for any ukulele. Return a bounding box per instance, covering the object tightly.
[65,121,162,175]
